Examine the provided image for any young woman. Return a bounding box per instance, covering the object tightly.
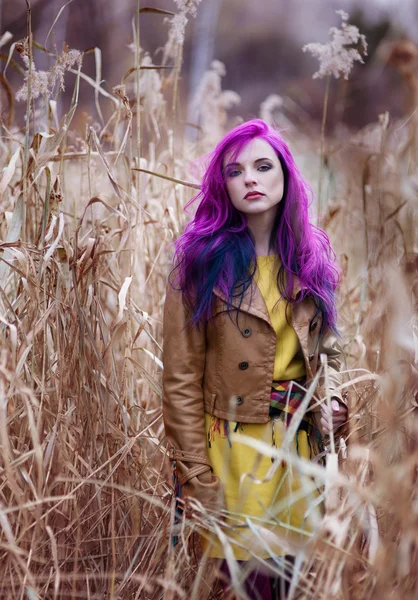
[162,119,347,598]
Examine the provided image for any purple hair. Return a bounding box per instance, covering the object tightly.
[171,119,340,333]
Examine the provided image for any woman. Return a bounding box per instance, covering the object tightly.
[162,119,347,598]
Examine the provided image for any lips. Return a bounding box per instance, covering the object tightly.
[244,191,264,199]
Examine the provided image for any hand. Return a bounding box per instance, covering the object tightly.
[182,471,224,515]
[320,399,347,435]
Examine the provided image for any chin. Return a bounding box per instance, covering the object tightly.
[245,206,273,214]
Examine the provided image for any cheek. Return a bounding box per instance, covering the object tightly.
[225,181,240,205]
[272,172,284,197]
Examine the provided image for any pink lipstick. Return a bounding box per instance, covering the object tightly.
[244,191,264,199]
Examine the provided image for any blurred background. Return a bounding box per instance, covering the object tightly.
[1,3,418,598]
[2,0,418,131]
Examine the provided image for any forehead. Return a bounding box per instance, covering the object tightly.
[223,138,277,167]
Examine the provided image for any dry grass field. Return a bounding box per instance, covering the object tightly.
[0,4,417,599]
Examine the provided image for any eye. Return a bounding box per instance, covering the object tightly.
[226,169,241,178]
[258,163,272,172]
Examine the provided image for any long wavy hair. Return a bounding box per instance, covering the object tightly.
[171,118,340,333]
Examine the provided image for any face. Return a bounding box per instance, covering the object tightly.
[222,138,284,220]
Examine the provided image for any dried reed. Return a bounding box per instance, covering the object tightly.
[0,4,417,600]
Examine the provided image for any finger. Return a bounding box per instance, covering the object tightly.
[321,406,332,418]
[321,415,346,435]
[331,399,340,412]
[320,417,329,434]
[334,406,347,418]
[333,413,347,423]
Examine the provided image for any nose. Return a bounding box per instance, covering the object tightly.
[244,169,257,186]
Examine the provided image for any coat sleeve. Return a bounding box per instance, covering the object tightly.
[162,282,222,510]
[318,329,347,407]
[313,328,349,442]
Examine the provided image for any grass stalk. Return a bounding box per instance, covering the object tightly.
[317,74,330,217]
[22,0,33,242]
[0,4,416,599]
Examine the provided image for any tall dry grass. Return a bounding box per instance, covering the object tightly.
[0,5,417,599]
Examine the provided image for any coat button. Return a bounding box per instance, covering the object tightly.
[243,328,252,337]
[239,361,249,370]
[309,353,315,362]
[235,395,244,405]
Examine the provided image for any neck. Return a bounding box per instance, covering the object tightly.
[247,211,276,256]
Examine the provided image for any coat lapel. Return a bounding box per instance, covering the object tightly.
[213,274,314,379]
[213,274,306,327]
[213,279,272,326]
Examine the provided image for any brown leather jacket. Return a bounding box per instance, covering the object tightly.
[162,276,346,508]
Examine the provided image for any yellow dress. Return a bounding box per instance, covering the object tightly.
[202,255,320,561]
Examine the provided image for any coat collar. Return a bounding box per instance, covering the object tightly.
[213,275,306,326]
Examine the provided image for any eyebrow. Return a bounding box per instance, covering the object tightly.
[224,157,274,169]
